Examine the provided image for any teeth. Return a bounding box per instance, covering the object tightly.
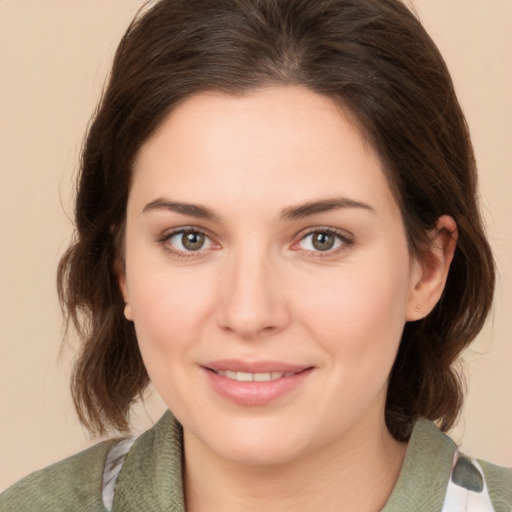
[254,372,273,382]
[215,370,292,382]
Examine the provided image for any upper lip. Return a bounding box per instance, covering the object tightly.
[203,359,311,373]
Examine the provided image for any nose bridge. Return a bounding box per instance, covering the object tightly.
[217,240,289,338]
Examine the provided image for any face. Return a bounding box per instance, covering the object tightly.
[120,86,423,466]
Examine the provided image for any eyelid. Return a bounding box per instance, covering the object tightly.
[291,227,354,256]
[158,226,219,258]
[159,225,210,241]
[157,225,353,259]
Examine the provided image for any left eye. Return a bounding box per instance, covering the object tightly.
[297,230,344,252]
[167,230,213,252]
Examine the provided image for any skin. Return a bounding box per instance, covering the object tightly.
[119,86,456,512]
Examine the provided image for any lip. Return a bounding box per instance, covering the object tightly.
[204,359,309,373]
[202,359,313,406]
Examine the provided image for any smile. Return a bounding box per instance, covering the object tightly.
[203,362,313,406]
[213,370,297,382]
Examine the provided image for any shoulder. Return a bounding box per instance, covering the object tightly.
[0,411,184,512]
[383,419,511,512]
[0,439,116,511]
[478,458,512,510]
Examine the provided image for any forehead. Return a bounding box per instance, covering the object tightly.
[131,85,396,219]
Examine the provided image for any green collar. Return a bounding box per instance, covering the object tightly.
[114,411,185,511]
[382,418,456,511]
[113,412,455,511]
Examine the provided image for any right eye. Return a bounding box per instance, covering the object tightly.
[163,229,214,253]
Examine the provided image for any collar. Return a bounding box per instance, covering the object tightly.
[113,413,455,512]
[382,418,456,511]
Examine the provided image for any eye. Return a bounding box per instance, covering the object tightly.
[295,229,351,254]
[165,229,214,252]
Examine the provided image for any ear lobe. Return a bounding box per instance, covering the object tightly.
[124,302,134,322]
[406,215,458,321]
[115,259,134,321]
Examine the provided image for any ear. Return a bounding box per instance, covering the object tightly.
[115,259,134,322]
[406,215,458,321]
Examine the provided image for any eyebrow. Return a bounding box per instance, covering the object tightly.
[142,196,374,221]
[280,197,375,220]
[142,199,220,221]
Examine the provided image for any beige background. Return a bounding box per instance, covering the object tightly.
[1,0,511,490]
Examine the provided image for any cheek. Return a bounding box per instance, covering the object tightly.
[127,267,220,412]
[123,220,220,365]
[293,249,411,374]
[130,269,217,352]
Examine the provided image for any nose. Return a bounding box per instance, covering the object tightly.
[216,246,291,340]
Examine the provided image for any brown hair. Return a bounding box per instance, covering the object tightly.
[58,0,495,440]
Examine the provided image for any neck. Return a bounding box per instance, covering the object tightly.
[183,410,407,512]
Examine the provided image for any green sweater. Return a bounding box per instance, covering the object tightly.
[1,412,510,511]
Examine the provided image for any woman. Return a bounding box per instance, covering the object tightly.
[1,0,510,510]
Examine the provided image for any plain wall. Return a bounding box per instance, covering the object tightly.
[1,0,511,489]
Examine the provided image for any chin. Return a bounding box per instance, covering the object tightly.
[187,415,314,467]
[214,437,307,467]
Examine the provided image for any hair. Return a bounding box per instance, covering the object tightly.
[58,0,495,440]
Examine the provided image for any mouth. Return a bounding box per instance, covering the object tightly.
[211,370,298,382]
[202,361,313,406]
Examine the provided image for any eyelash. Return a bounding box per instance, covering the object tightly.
[158,227,214,260]
[158,226,353,260]
[293,228,353,258]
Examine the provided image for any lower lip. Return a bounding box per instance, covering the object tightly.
[203,368,313,406]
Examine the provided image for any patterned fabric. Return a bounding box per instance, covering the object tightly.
[102,437,137,511]
[442,451,495,511]
[2,413,510,511]
[100,430,500,511]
